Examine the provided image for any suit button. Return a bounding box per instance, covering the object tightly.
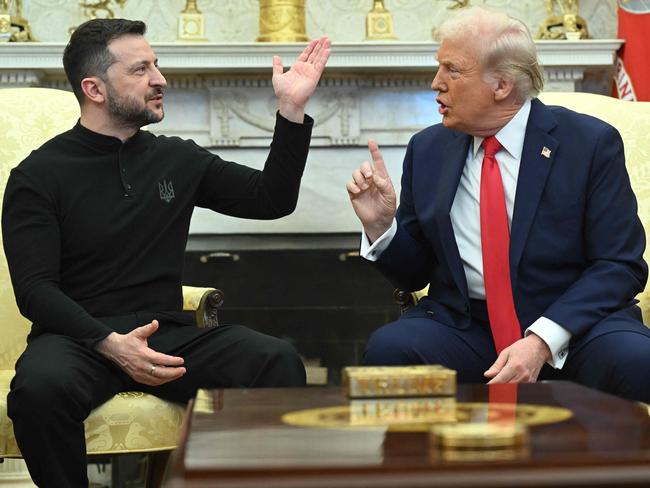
[426,311,435,316]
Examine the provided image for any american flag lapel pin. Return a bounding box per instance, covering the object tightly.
[541,146,551,158]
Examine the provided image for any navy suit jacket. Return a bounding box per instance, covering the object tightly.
[377,98,648,345]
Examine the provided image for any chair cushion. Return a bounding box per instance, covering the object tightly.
[0,370,185,457]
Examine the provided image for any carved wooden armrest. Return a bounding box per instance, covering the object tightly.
[182,286,225,328]
[394,285,430,314]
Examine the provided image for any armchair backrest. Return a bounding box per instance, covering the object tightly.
[538,92,650,322]
[0,88,79,370]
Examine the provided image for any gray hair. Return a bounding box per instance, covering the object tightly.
[436,7,544,100]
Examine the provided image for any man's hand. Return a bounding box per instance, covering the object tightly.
[95,320,186,386]
[272,36,331,123]
[484,333,551,384]
[347,139,397,243]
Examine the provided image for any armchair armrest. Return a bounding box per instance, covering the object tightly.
[182,286,225,328]
[393,285,429,314]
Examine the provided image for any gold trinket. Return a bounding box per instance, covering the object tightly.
[365,0,397,41]
[342,365,456,398]
[430,421,529,449]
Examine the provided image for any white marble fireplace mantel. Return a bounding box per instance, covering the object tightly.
[0,40,623,234]
[0,40,622,85]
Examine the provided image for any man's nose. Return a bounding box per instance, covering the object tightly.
[151,67,167,88]
[431,71,444,91]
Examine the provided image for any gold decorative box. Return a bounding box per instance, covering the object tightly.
[342,365,456,398]
[430,422,529,449]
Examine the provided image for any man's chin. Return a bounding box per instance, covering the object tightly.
[144,109,164,125]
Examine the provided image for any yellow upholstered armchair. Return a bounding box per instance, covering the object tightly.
[0,88,224,486]
[395,92,650,325]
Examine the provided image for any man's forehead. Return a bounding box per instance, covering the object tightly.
[108,34,156,63]
[437,39,477,65]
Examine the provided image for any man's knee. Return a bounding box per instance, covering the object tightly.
[363,322,415,365]
[8,368,81,422]
[571,331,650,403]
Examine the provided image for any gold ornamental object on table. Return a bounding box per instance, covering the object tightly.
[257,0,308,42]
[177,0,207,41]
[365,0,397,40]
[342,365,456,398]
[537,0,589,40]
[430,422,530,462]
[0,0,36,42]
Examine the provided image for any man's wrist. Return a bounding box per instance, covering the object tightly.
[95,332,119,357]
[279,100,306,123]
[526,332,551,362]
[364,221,393,244]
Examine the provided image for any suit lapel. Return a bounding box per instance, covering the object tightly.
[510,98,558,288]
[432,132,472,300]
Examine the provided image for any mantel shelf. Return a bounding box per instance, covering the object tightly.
[0,40,623,74]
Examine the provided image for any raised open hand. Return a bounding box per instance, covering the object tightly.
[346,139,397,243]
[272,36,331,122]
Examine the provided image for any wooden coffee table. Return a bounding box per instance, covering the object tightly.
[164,382,650,487]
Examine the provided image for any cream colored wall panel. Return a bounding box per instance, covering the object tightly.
[19,0,617,42]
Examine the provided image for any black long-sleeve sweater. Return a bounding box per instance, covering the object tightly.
[2,113,313,348]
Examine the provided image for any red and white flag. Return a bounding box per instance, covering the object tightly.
[614,1,650,101]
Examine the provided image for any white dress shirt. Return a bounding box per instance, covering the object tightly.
[361,100,571,368]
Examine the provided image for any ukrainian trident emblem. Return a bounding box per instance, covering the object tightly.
[158,179,175,203]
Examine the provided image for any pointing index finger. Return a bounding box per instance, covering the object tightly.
[368,139,388,178]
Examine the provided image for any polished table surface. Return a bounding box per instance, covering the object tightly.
[164,382,650,487]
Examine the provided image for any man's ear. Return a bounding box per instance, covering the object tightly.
[80,77,106,104]
[493,75,515,102]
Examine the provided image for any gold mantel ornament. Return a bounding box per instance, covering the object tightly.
[80,0,127,20]
[0,0,36,42]
[365,0,398,41]
[537,0,589,40]
[257,0,308,43]
[178,0,207,41]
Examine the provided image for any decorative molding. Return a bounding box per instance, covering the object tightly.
[0,70,42,87]
[0,39,623,74]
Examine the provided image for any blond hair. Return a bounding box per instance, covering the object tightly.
[436,7,544,100]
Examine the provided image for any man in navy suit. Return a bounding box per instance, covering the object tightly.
[346,6,650,402]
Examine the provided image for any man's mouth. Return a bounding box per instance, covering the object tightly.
[437,98,448,115]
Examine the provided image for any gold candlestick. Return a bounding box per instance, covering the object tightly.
[257,0,308,43]
[0,0,35,42]
[365,0,397,41]
[178,0,207,41]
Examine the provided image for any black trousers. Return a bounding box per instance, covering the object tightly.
[8,316,306,488]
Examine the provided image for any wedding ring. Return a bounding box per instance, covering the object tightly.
[149,364,157,376]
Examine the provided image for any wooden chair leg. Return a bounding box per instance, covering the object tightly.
[144,451,172,488]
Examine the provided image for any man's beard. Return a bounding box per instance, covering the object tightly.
[106,83,164,129]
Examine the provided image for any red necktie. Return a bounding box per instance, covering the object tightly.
[480,136,521,354]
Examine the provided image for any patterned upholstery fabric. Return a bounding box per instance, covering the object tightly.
[0,88,184,458]
[538,92,650,323]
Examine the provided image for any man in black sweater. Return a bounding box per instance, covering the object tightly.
[2,18,330,487]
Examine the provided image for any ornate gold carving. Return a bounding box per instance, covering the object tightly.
[343,365,456,398]
[257,0,308,43]
[447,0,471,9]
[80,0,127,20]
[178,0,207,42]
[365,0,397,41]
[0,0,35,42]
[537,0,589,40]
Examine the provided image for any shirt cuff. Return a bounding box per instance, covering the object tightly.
[359,219,397,261]
[525,317,572,369]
